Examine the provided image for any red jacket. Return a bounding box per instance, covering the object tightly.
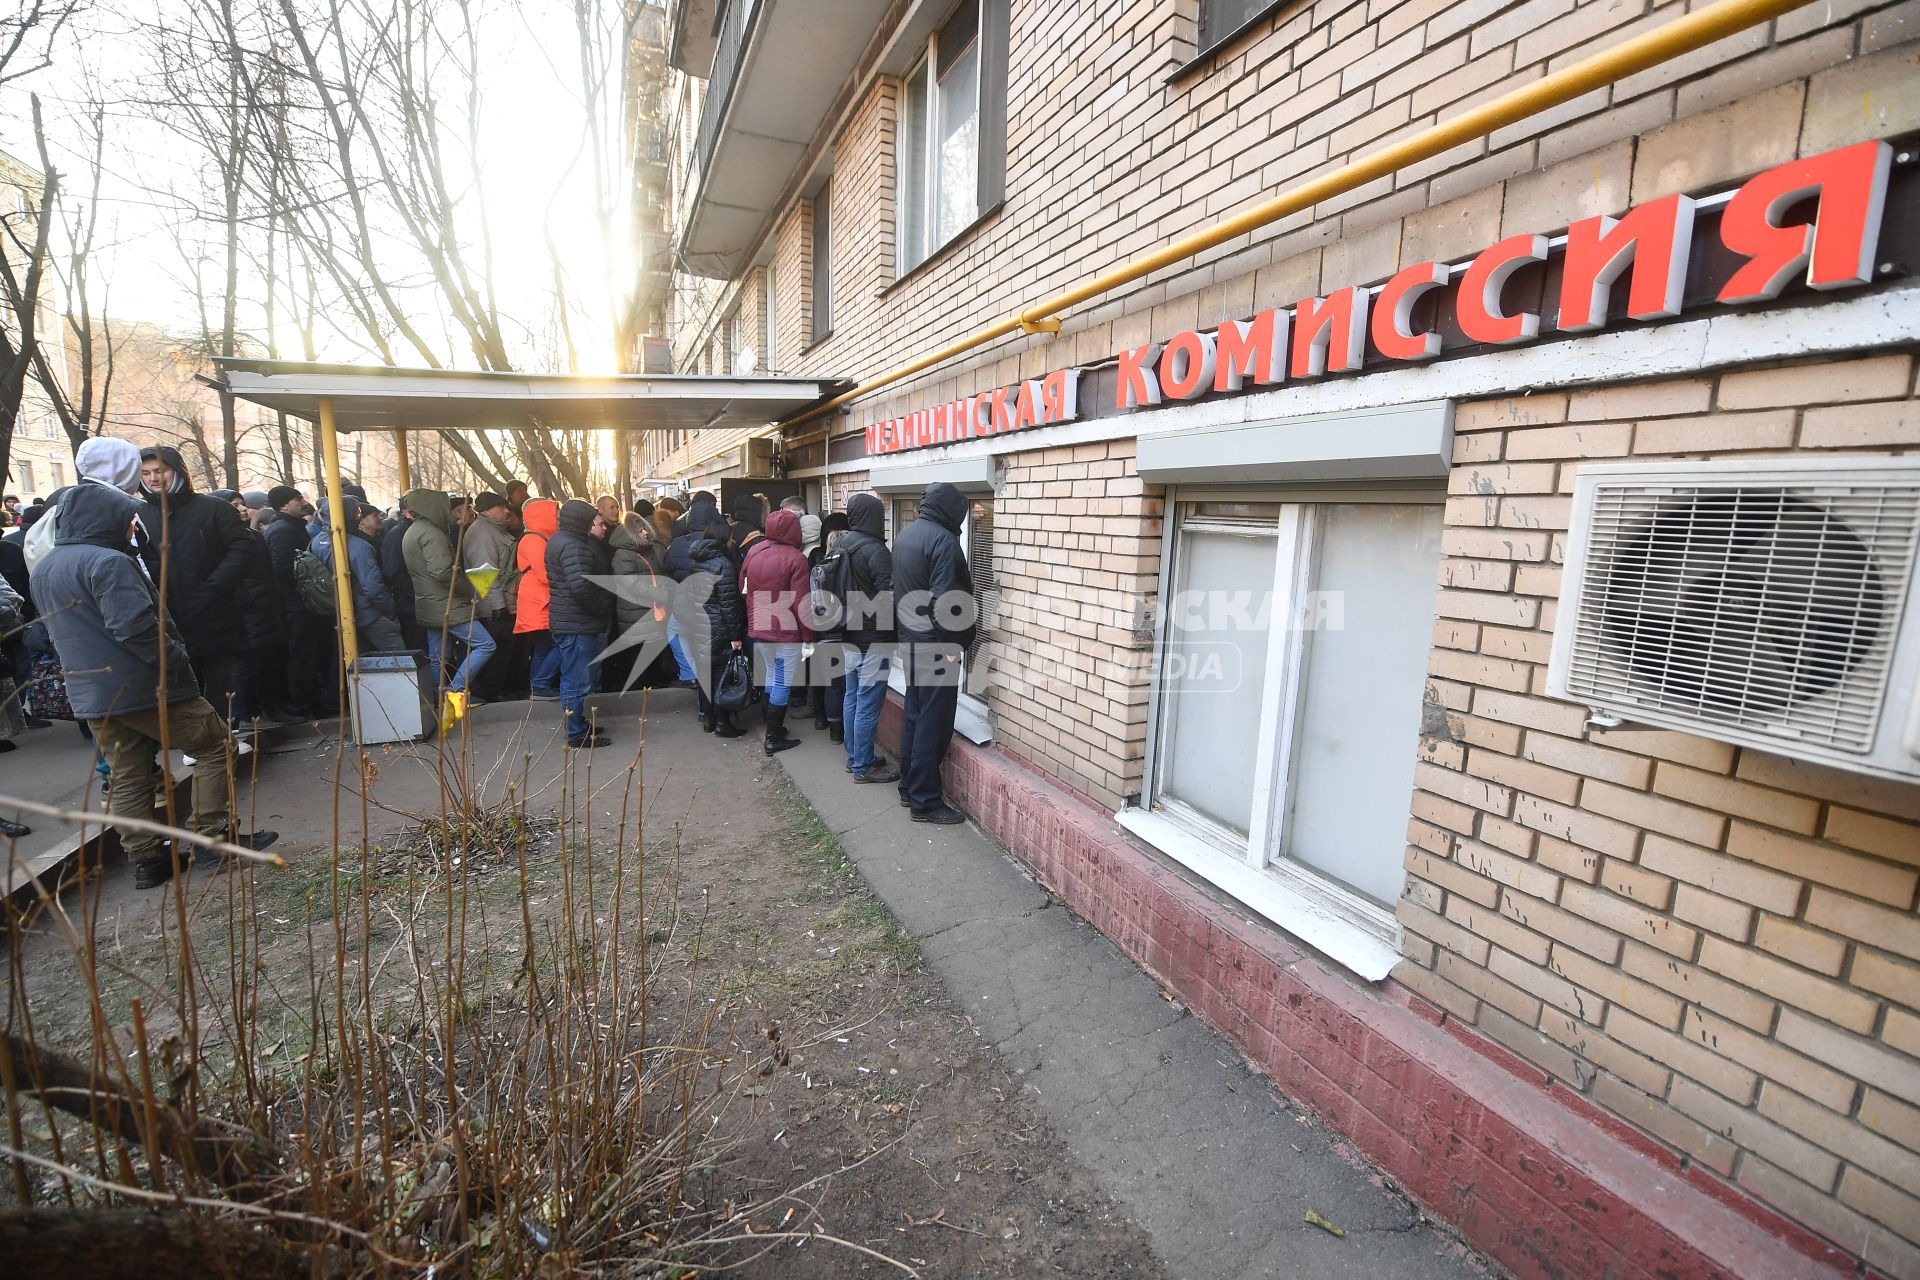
[741,508,814,643]
[514,499,559,633]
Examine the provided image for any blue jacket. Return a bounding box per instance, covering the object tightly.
[664,496,719,581]
[311,497,396,628]
[31,482,199,719]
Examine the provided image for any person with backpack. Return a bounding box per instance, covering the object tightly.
[137,447,256,730]
[402,487,494,732]
[309,495,405,652]
[31,482,278,888]
[514,499,561,699]
[672,517,745,737]
[890,483,974,824]
[740,506,812,756]
[545,499,614,748]
[837,494,898,783]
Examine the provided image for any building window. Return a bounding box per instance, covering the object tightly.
[15,461,32,492]
[810,183,832,344]
[48,460,65,488]
[898,0,980,272]
[896,0,1009,276]
[1198,0,1281,56]
[1151,495,1443,913]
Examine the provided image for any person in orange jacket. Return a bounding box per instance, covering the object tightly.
[515,498,561,699]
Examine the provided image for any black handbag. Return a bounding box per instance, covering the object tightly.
[713,651,754,712]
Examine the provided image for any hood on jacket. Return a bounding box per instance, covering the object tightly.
[76,437,142,492]
[847,493,886,540]
[689,535,730,564]
[140,445,195,501]
[55,480,142,549]
[731,495,765,530]
[521,498,559,539]
[404,488,454,535]
[918,482,969,533]
[764,507,802,549]
[556,499,597,538]
[684,496,717,534]
[609,514,653,551]
[313,495,363,533]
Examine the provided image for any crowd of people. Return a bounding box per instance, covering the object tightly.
[2,437,981,889]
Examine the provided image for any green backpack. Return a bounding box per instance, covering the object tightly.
[293,547,337,616]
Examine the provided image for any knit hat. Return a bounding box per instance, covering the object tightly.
[475,490,510,513]
[242,490,271,509]
[267,484,303,510]
[210,488,240,502]
[74,437,142,493]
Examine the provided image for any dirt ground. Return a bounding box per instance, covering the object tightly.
[3,689,1169,1278]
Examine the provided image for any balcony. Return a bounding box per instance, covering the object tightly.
[677,0,893,279]
[666,0,721,75]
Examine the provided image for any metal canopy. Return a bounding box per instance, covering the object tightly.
[214,358,852,433]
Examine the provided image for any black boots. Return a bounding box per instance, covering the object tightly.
[763,703,800,756]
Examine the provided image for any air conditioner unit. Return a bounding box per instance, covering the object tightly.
[1546,458,1920,782]
[736,437,776,478]
[639,336,673,374]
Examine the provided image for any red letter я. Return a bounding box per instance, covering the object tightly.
[1719,141,1893,304]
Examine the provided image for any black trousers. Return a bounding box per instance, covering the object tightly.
[191,651,244,725]
[286,613,338,716]
[897,645,960,813]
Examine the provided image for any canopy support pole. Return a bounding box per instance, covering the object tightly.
[318,398,359,674]
[394,430,412,493]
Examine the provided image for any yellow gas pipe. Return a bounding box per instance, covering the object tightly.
[779,0,1819,432]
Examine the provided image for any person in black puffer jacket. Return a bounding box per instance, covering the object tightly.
[137,446,256,726]
[889,482,975,825]
[546,499,614,747]
[672,518,745,737]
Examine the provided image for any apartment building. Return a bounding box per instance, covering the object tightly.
[632,2,1920,1275]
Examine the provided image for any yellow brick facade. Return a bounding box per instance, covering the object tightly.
[638,0,1920,1269]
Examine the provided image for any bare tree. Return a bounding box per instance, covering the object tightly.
[0,0,81,87]
[153,0,258,488]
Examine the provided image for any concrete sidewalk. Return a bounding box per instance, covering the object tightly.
[776,734,1493,1280]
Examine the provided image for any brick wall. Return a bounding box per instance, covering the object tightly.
[989,439,1162,808]
[1401,357,1920,1278]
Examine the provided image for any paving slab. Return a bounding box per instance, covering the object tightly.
[777,733,1494,1280]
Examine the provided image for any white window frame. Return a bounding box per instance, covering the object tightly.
[1125,485,1445,980]
[896,0,982,276]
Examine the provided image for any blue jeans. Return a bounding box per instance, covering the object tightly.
[759,641,803,709]
[666,617,696,681]
[554,632,598,741]
[843,646,891,773]
[426,619,496,695]
[528,632,559,693]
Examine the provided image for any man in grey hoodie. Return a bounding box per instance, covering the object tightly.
[31,482,278,889]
